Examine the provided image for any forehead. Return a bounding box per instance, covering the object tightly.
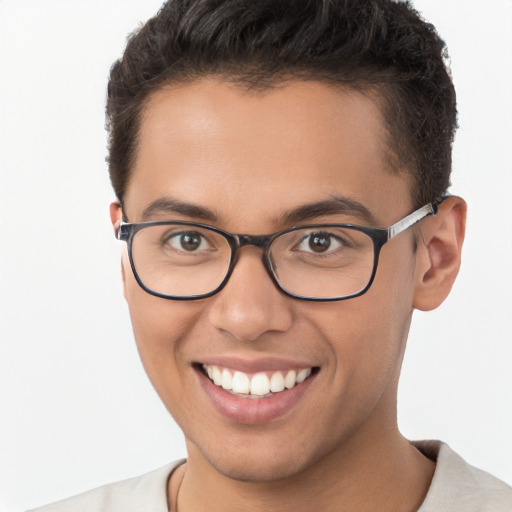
[125,78,412,227]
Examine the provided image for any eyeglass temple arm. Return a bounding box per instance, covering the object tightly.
[116,221,129,241]
[387,203,437,240]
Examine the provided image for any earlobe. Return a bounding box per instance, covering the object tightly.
[413,196,467,311]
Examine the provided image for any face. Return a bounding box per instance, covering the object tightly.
[118,79,421,482]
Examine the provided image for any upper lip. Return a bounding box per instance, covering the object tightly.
[195,356,318,373]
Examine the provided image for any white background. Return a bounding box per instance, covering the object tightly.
[0,1,511,510]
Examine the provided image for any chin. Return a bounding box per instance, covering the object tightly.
[194,439,321,483]
[209,457,304,483]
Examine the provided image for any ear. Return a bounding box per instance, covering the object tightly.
[413,196,467,311]
[109,200,127,299]
[110,200,123,234]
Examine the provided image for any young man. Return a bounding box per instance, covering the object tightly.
[30,0,512,510]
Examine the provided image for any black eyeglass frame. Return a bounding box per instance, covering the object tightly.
[117,203,437,302]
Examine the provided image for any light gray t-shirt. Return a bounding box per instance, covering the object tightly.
[28,441,512,512]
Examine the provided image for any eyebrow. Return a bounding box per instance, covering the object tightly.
[278,196,379,226]
[137,194,377,227]
[140,196,218,222]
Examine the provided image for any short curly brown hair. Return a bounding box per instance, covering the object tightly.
[106,0,457,208]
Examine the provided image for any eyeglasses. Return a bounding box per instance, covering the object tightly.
[117,203,436,301]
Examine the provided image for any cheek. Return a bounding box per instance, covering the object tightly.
[123,264,202,401]
[312,299,405,379]
[122,253,199,347]
[357,251,416,374]
[308,247,416,393]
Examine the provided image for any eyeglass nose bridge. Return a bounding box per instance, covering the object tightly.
[230,233,276,269]
[236,233,272,249]
[224,233,281,290]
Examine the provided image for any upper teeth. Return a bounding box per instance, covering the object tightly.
[203,365,312,397]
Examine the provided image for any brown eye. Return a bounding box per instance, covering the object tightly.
[309,233,331,253]
[165,231,206,252]
[293,230,347,255]
[180,233,202,251]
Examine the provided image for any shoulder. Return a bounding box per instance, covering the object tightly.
[27,460,185,512]
[417,440,512,512]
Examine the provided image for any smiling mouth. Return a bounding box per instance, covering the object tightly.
[198,364,319,398]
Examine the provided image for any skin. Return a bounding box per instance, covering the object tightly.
[110,78,466,511]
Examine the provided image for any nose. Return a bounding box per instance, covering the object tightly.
[207,248,293,342]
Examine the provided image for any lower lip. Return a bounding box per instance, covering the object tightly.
[197,368,317,424]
